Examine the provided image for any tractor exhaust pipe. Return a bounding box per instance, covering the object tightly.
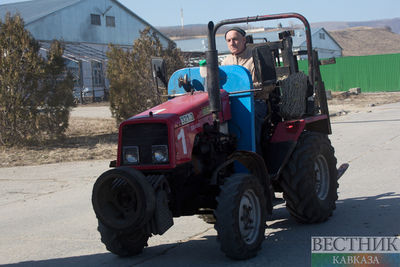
[206,21,221,124]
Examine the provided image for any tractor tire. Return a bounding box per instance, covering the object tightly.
[280,132,338,223]
[215,174,266,260]
[98,221,149,257]
[92,167,155,231]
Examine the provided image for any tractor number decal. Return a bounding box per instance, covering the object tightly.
[177,128,187,154]
[180,112,194,126]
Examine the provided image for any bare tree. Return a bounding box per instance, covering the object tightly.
[106,27,185,123]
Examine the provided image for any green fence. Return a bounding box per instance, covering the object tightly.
[298,53,400,92]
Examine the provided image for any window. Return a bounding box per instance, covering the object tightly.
[92,61,104,87]
[66,60,82,86]
[319,32,325,40]
[91,14,101,25]
[106,16,115,27]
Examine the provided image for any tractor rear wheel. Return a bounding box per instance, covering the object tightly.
[98,222,149,257]
[215,174,266,260]
[280,132,338,223]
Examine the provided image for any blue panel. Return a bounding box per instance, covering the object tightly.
[228,93,256,152]
[168,65,253,94]
[168,67,205,95]
[168,65,256,152]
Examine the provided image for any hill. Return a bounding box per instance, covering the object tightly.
[329,27,400,56]
[158,24,257,39]
[158,17,400,38]
[311,17,400,34]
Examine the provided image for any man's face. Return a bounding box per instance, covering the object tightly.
[225,30,246,55]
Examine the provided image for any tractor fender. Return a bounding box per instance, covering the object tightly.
[211,150,273,214]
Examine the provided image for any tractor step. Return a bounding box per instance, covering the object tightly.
[337,163,349,180]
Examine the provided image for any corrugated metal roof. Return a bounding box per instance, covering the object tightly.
[39,41,108,62]
[0,0,82,25]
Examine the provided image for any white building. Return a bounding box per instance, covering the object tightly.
[175,27,342,59]
[0,0,173,101]
[292,28,342,59]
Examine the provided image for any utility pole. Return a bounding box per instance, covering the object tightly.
[180,8,184,30]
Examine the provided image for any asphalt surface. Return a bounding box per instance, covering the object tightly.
[70,106,112,119]
[1,102,399,266]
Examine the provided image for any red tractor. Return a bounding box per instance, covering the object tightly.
[92,13,344,260]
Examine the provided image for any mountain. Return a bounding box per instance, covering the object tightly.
[158,17,400,38]
[158,24,257,39]
[311,17,400,34]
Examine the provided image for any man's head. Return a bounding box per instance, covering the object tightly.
[225,27,246,55]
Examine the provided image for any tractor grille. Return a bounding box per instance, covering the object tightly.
[121,123,168,165]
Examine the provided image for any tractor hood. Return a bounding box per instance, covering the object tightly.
[125,90,231,128]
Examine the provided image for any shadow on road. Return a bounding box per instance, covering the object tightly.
[4,192,400,267]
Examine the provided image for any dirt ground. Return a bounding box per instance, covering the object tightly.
[0,117,119,168]
[328,91,400,115]
[1,91,400,167]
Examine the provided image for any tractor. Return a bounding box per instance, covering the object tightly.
[91,13,345,260]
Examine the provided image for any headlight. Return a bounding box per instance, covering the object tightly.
[123,146,139,165]
[152,145,169,164]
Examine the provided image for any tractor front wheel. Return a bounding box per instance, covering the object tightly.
[280,132,338,223]
[98,222,150,257]
[215,174,266,260]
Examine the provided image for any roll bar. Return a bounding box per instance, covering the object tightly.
[206,13,314,121]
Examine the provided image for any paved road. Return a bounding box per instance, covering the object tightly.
[70,106,111,119]
[1,103,399,266]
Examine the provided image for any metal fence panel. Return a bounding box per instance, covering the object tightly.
[298,53,400,92]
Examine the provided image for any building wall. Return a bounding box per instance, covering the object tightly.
[20,0,173,102]
[296,45,342,59]
[297,29,342,59]
[26,0,169,47]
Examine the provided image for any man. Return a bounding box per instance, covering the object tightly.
[222,27,269,155]
[221,27,256,82]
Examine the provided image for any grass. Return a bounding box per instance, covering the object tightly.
[0,117,118,167]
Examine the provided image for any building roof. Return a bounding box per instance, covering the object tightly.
[39,41,108,63]
[0,0,81,25]
[0,0,173,44]
[291,28,343,50]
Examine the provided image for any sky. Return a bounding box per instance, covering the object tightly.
[1,0,400,27]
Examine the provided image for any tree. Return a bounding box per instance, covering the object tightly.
[37,40,75,139]
[0,13,74,146]
[106,27,185,123]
